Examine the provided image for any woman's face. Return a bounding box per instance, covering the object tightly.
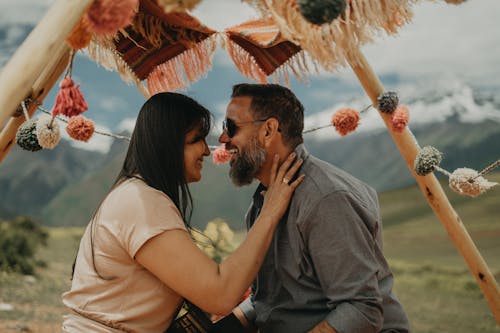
[184,125,210,183]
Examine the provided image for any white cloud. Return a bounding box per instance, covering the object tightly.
[117,117,136,133]
[363,0,500,82]
[97,96,128,113]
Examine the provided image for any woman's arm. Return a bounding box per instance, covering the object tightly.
[136,153,304,315]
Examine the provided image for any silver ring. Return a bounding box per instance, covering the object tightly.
[282,177,290,184]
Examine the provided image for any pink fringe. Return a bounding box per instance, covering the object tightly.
[52,78,88,118]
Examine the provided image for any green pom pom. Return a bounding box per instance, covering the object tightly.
[16,119,42,152]
[414,146,443,176]
[297,0,346,25]
[377,91,399,114]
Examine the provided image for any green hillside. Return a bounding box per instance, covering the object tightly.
[1,174,499,332]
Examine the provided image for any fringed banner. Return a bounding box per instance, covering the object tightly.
[224,18,313,84]
[86,0,216,94]
[244,0,415,71]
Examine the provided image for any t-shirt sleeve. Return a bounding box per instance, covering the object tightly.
[111,181,188,258]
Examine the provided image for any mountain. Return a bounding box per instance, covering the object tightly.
[31,115,499,229]
[1,21,499,229]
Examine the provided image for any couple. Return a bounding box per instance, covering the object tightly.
[62,84,410,333]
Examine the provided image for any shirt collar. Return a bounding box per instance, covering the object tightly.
[252,143,309,205]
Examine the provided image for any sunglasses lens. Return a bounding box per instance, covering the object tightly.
[224,118,236,137]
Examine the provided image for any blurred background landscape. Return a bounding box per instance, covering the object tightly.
[0,0,499,332]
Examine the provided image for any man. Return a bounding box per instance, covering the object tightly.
[218,83,410,333]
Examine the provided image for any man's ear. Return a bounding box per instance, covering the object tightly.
[262,118,280,148]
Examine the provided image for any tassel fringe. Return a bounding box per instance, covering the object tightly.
[146,34,217,94]
[244,0,415,71]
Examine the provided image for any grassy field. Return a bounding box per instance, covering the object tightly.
[0,174,499,332]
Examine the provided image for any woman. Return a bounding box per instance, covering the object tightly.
[62,92,303,332]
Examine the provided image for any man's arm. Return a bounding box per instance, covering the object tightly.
[303,191,384,333]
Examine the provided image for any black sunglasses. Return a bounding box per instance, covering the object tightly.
[222,118,268,138]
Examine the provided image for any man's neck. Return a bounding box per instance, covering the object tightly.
[257,145,294,187]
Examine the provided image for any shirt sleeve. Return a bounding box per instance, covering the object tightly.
[302,191,383,333]
[238,297,256,325]
[115,183,188,258]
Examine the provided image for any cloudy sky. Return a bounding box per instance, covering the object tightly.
[1,0,499,84]
[1,0,499,151]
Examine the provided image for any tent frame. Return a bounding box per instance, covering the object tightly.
[0,0,498,325]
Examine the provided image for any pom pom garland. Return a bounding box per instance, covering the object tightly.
[84,0,138,35]
[212,145,231,164]
[297,0,347,25]
[36,115,61,149]
[16,119,42,152]
[377,91,399,114]
[414,146,443,176]
[449,168,497,197]
[52,77,88,118]
[331,108,360,136]
[66,115,95,142]
[391,105,409,133]
[67,19,92,50]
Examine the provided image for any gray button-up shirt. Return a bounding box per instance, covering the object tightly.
[241,144,410,333]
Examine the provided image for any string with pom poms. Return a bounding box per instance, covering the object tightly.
[414,145,498,197]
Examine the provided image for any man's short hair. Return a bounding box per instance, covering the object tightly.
[231,83,304,148]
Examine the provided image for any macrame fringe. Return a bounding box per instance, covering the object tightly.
[245,0,414,70]
[146,35,217,94]
[225,36,268,83]
[225,35,315,85]
[86,35,144,87]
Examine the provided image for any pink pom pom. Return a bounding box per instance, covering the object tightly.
[391,105,409,133]
[84,0,138,35]
[212,145,231,164]
[52,77,88,118]
[66,115,95,142]
[331,108,360,136]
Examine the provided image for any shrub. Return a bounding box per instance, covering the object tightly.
[0,216,48,275]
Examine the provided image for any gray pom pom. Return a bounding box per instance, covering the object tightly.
[377,91,399,114]
[16,119,42,152]
[297,0,346,25]
[414,146,443,176]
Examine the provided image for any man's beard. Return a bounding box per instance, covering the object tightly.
[229,136,266,187]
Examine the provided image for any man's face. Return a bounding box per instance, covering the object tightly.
[218,96,267,186]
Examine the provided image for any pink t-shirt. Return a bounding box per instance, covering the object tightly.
[62,178,187,333]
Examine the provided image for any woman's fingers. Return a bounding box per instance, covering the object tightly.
[282,158,303,184]
[289,174,305,189]
[268,154,280,185]
[276,152,296,182]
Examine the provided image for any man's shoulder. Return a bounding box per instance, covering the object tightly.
[298,154,374,197]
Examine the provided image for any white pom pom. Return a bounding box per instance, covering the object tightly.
[36,115,61,149]
[449,168,497,197]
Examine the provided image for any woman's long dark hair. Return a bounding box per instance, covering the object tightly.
[73,92,211,279]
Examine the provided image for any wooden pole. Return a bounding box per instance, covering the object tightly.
[348,49,500,325]
[0,45,70,163]
[0,0,93,130]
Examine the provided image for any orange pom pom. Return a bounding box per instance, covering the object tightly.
[391,105,409,133]
[331,108,360,136]
[84,0,138,35]
[67,20,92,50]
[66,115,95,142]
